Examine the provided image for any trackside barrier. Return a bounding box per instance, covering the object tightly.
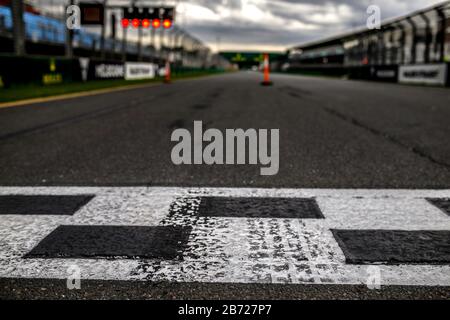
[0,55,81,87]
[347,66,398,82]
[292,64,450,86]
[0,55,224,88]
[398,64,448,86]
[124,62,157,80]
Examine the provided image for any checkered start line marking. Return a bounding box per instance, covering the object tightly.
[0,187,449,286]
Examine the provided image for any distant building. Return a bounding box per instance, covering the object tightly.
[219,51,286,70]
[286,1,450,85]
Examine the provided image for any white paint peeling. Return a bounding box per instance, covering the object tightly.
[0,187,449,286]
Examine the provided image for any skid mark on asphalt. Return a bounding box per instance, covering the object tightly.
[277,87,450,170]
[0,187,449,286]
[0,97,152,143]
[186,88,221,112]
[168,119,186,129]
[321,107,450,170]
[278,86,312,99]
[191,104,210,110]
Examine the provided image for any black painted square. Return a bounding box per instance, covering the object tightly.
[0,195,94,215]
[197,197,324,218]
[332,229,450,264]
[25,225,192,260]
[426,198,450,216]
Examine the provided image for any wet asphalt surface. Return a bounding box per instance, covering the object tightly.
[0,72,450,299]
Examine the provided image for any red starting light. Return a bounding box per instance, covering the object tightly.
[121,18,129,28]
[152,19,161,28]
[132,18,140,28]
[142,18,150,28]
[163,19,172,29]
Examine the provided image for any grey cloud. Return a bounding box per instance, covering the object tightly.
[41,0,445,50]
[180,0,444,50]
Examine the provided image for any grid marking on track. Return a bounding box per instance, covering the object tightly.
[0,187,449,286]
[0,195,94,215]
[197,196,324,218]
[332,229,450,264]
[25,225,192,260]
[427,198,450,216]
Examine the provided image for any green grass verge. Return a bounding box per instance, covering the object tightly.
[0,69,224,103]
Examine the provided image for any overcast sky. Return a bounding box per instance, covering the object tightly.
[30,0,447,52]
[174,0,446,52]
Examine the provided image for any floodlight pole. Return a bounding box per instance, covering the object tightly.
[160,27,165,59]
[100,0,108,59]
[11,0,26,56]
[436,8,446,63]
[137,27,142,61]
[405,17,417,64]
[65,0,75,58]
[150,26,156,58]
[111,12,116,57]
[420,13,431,63]
[122,24,128,61]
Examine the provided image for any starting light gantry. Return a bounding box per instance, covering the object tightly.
[121,7,175,29]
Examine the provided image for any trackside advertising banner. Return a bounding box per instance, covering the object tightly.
[398,64,448,86]
[370,66,398,82]
[0,56,80,87]
[93,62,125,79]
[125,62,157,80]
[79,59,126,81]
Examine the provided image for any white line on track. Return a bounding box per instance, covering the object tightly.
[0,187,449,286]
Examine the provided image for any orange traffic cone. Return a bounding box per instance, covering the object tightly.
[164,60,171,84]
[261,53,272,86]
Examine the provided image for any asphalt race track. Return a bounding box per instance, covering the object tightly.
[1,72,450,299]
[1,72,450,188]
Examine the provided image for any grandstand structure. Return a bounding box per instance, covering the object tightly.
[287,1,450,85]
[0,0,226,69]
